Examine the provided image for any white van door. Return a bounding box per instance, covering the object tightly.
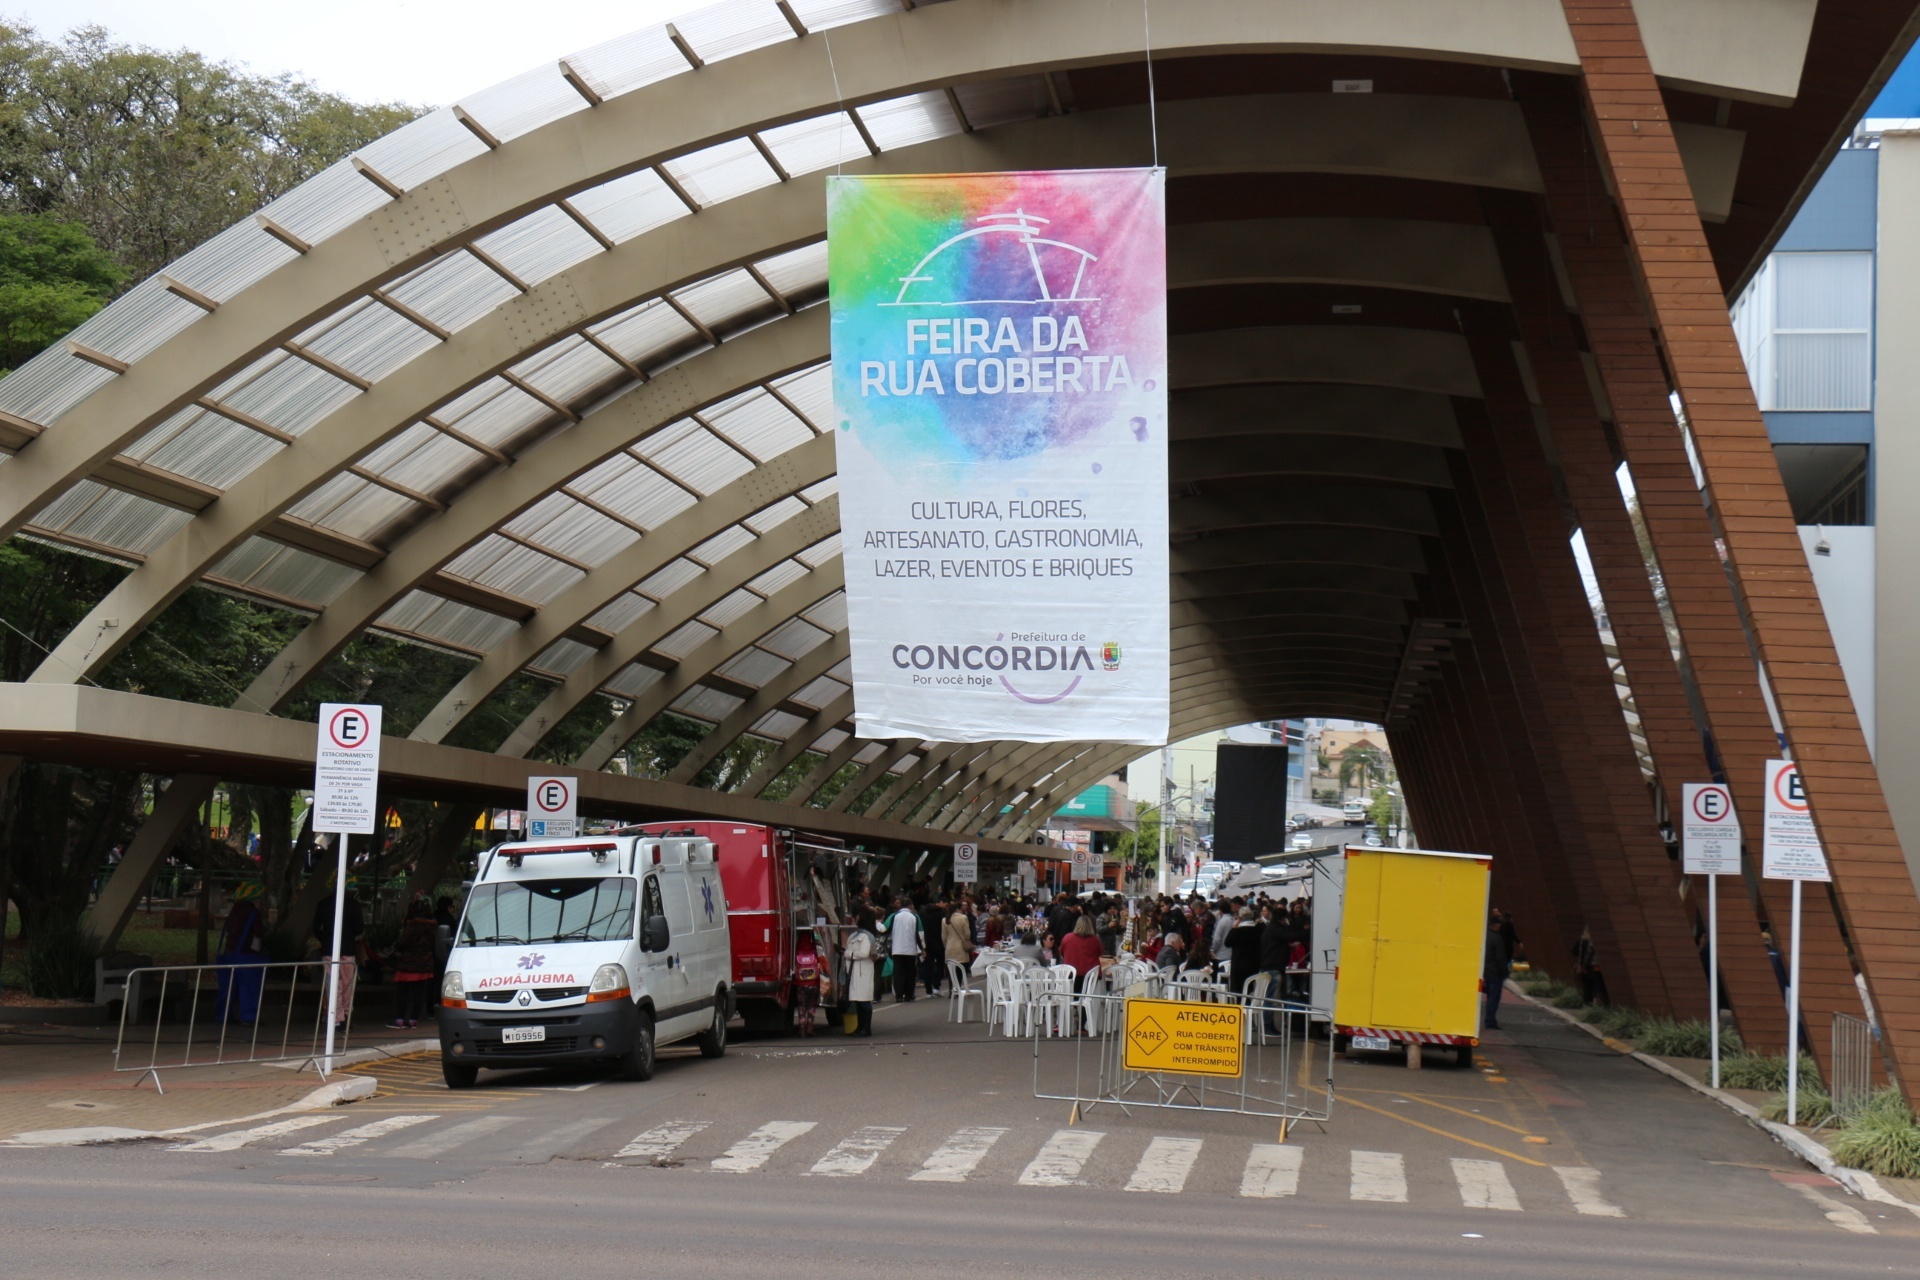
[684,848,728,1010]
[652,870,701,1038]
[638,873,690,1035]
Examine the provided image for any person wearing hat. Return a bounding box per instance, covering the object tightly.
[216,881,269,1023]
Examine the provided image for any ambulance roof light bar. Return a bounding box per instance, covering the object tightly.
[499,840,617,868]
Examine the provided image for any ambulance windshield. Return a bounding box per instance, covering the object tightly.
[460,878,636,946]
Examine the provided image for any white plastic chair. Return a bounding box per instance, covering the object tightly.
[1043,966,1078,1036]
[1074,967,1111,1034]
[946,959,984,1023]
[1240,972,1274,1044]
[984,963,1022,1035]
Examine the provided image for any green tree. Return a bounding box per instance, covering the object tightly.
[0,212,122,369]
[1339,744,1385,795]
[0,23,422,285]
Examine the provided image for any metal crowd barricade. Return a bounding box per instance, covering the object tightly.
[113,959,358,1092]
[1830,1011,1875,1120]
[1032,988,1335,1129]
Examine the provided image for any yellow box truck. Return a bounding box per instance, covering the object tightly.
[1332,845,1492,1069]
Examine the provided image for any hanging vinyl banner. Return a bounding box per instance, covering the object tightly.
[828,168,1169,744]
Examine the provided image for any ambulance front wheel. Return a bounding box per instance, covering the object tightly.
[443,1061,478,1090]
[618,1012,656,1081]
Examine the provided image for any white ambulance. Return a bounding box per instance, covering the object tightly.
[438,832,732,1088]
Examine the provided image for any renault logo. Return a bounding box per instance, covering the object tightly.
[517,989,532,1007]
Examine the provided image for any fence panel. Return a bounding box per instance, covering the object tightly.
[113,959,359,1092]
[1830,1011,1874,1120]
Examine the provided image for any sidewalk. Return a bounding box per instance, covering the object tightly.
[0,1012,429,1144]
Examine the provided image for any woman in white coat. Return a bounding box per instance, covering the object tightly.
[844,905,880,1037]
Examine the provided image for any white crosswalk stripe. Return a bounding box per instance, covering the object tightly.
[283,1114,435,1157]
[1125,1136,1203,1194]
[713,1121,816,1173]
[1240,1143,1303,1198]
[384,1115,523,1160]
[911,1126,1008,1183]
[807,1125,906,1177]
[615,1120,712,1161]
[168,1115,338,1153]
[510,1117,617,1162]
[1554,1166,1624,1217]
[1451,1158,1522,1210]
[1350,1150,1407,1202]
[1018,1129,1104,1187]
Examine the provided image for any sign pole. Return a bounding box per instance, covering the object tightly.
[322,834,347,1075]
[1787,878,1803,1126]
[1156,744,1171,896]
[1709,871,1721,1090]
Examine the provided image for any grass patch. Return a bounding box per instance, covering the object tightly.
[1549,988,1587,1009]
[1720,1051,1819,1092]
[1581,1004,1649,1039]
[1760,1081,1835,1128]
[1828,1090,1920,1179]
[1636,1017,1738,1059]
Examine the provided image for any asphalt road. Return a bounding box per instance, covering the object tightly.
[2,991,1914,1277]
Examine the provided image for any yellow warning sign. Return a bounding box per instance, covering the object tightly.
[1122,997,1245,1077]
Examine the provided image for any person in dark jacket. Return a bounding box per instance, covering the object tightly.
[388,900,439,1030]
[1223,907,1265,999]
[1483,914,1513,1031]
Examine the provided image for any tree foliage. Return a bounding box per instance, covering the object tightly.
[0,212,123,370]
[0,23,422,286]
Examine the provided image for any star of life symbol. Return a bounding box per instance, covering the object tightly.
[517,953,546,970]
[700,878,716,923]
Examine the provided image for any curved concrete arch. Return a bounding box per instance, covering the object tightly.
[1174,490,1439,540]
[1000,745,1144,841]
[563,560,846,768]
[0,45,1567,546]
[951,741,1114,835]
[412,441,838,743]
[1173,564,1420,603]
[1170,218,1507,300]
[1175,592,1410,629]
[1172,526,1430,575]
[917,740,1067,830]
[664,631,849,786]
[1172,384,1464,449]
[825,739,921,814]
[897,742,1008,825]
[735,691,854,799]
[770,719,867,805]
[1173,435,1454,489]
[35,102,1527,690]
[1171,326,1481,398]
[974,743,1101,839]
[864,743,969,823]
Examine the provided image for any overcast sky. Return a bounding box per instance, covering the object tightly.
[9,1,689,106]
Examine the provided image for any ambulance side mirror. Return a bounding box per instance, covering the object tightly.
[643,915,670,953]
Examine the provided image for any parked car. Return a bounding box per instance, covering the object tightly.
[1288,831,1314,852]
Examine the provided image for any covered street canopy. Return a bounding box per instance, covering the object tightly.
[6,0,1920,1104]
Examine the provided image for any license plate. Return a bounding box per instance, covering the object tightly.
[1351,1035,1393,1052]
[500,1025,546,1044]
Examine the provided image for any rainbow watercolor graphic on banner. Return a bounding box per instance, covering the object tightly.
[828,169,1167,473]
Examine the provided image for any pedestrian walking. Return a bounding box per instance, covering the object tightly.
[1573,926,1610,1007]
[921,895,946,997]
[886,896,921,1002]
[1224,907,1264,998]
[942,901,974,969]
[845,908,879,1037]
[1483,912,1513,1031]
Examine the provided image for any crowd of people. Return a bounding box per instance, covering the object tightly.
[828,881,1318,1035]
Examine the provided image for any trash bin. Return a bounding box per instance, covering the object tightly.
[215,953,269,1023]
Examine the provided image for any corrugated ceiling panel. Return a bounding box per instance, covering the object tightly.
[751,709,807,740]
[715,646,789,685]
[571,454,696,529]
[474,205,604,287]
[802,591,848,633]
[689,524,755,566]
[699,587,762,628]
[530,636,598,677]
[566,168,691,245]
[770,363,833,426]
[640,422,752,494]
[603,662,666,699]
[748,558,808,596]
[758,616,829,660]
[703,388,812,461]
[743,496,807,535]
[661,137,778,209]
[654,619,717,660]
[139,415,284,491]
[634,557,705,601]
[671,684,742,723]
[458,64,588,146]
[588,592,655,634]
[755,243,829,300]
[385,250,521,335]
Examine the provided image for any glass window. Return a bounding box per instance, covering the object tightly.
[460,877,635,945]
[1733,252,1873,411]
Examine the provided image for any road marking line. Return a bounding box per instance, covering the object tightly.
[1391,1092,1537,1136]
[615,1120,712,1160]
[1350,1150,1407,1203]
[1320,1089,1550,1166]
[282,1114,435,1157]
[1241,1143,1303,1198]
[1125,1136,1203,1194]
[1018,1129,1104,1186]
[1452,1158,1522,1210]
[1554,1166,1624,1217]
[383,1115,523,1160]
[807,1125,907,1177]
[910,1126,1008,1182]
[168,1115,338,1153]
[713,1121,816,1172]
[1785,1183,1878,1234]
[510,1116,618,1161]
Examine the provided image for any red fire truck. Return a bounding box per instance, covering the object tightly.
[621,821,854,1035]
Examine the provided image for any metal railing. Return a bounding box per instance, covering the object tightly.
[1831,1011,1875,1120]
[112,959,358,1093]
[1032,987,1335,1128]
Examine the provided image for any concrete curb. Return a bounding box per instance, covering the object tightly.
[1511,983,1920,1219]
[0,1073,379,1148]
[264,1038,436,1070]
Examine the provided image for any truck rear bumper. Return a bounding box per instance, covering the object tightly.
[1337,1025,1477,1047]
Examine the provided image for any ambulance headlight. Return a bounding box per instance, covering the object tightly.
[587,963,630,1003]
[441,970,465,1008]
